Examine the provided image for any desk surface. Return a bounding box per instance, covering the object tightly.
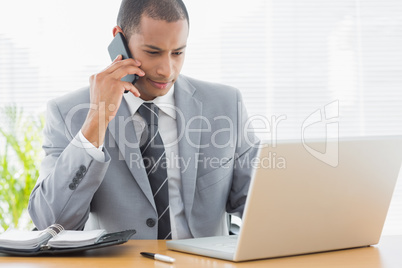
[0,236,401,268]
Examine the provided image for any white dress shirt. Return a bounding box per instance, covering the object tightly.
[78,86,192,239]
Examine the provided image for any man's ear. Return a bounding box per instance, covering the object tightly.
[112,26,124,37]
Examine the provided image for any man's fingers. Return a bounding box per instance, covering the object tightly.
[113,54,123,62]
[107,57,141,74]
[112,65,145,80]
[121,81,141,97]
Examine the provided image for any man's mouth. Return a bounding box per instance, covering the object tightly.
[147,78,172,90]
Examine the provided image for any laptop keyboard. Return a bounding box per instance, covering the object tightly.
[211,236,238,252]
[214,242,236,249]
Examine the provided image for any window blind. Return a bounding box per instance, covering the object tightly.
[0,0,401,234]
[183,0,402,235]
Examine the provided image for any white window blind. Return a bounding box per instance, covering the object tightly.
[0,0,401,234]
[184,0,402,235]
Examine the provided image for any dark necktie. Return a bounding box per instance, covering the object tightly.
[138,102,172,240]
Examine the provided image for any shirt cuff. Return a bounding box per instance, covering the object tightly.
[76,130,105,162]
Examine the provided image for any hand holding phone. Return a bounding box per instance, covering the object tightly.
[108,32,139,93]
[82,32,142,148]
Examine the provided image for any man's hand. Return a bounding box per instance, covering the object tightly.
[81,55,145,148]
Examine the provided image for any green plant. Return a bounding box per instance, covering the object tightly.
[0,106,44,231]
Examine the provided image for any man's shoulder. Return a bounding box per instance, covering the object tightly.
[179,75,238,91]
[49,86,90,111]
[177,75,240,101]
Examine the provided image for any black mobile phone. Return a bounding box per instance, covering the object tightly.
[107,32,139,93]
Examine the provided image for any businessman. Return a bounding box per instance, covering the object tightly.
[28,0,259,239]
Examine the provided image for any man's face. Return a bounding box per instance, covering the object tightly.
[128,15,189,101]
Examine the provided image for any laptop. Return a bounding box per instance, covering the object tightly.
[167,136,402,262]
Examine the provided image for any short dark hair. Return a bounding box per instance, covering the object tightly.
[117,0,189,40]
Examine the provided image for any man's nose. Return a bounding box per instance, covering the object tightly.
[156,55,173,78]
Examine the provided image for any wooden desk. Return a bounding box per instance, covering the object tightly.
[0,236,401,268]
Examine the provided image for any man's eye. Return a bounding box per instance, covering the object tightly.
[173,51,183,56]
[146,51,159,55]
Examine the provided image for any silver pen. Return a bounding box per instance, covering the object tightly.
[140,252,176,263]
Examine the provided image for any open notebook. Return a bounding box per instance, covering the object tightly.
[0,224,136,256]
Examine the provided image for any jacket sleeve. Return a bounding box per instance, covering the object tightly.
[28,100,111,230]
[226,89,260,217]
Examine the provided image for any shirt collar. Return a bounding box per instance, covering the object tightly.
[123,85,176,119]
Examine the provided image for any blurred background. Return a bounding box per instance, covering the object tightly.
[0,0,401,234]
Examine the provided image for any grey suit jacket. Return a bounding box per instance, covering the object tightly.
[28,75,259,239]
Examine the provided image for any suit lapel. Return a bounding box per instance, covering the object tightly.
[106,76,203,218]
[107,98,154,206]
[174,76,203,220]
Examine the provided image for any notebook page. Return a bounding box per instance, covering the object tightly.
[0,229,52,249]
[47,229,106,248]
